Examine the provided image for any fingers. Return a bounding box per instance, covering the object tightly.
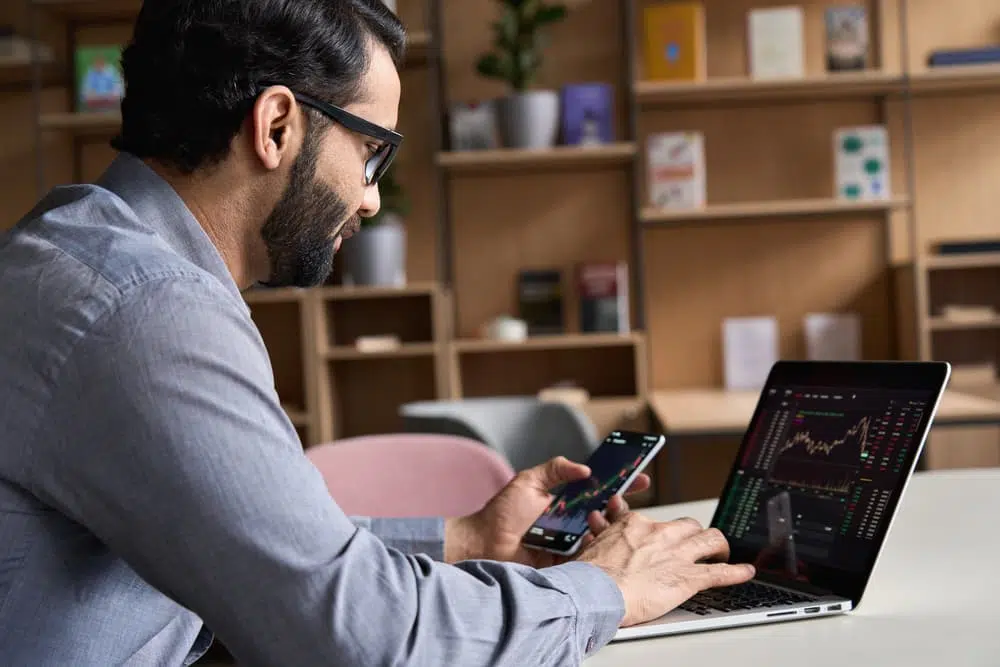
[698,562,756,590]
[678,527,732,564]
[525,456,591,491]
[588,495,632,536]
[623,473,651,497]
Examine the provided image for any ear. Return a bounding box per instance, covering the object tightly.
[250,85,299,171]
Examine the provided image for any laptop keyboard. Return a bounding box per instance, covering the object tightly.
[680,580,814,615]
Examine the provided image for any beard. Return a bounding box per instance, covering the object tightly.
[258,124,358,288]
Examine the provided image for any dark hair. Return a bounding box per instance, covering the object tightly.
[110,0,406,174]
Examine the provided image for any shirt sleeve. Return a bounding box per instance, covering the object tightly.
[349,516,446,561]
[28,275,624,666]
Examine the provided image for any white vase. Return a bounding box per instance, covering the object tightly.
[495,90,560,149]
[342,214,406,287]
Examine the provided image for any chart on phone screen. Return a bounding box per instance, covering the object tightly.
[534,436,650,536]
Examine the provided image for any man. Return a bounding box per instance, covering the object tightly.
[0,1,755,665]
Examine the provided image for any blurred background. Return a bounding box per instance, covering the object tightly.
[2,0,999,513]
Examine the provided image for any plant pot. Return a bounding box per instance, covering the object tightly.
[341,214,406,287]
[495,90,560,149]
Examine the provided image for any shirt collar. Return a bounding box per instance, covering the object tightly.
[95,151,245,305]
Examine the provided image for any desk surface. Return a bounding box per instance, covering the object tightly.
[650,387,1000,436]
[587,468,1000,666]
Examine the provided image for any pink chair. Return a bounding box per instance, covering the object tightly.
[305,433,517,518]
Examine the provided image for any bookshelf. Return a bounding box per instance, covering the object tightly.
[8,0,1000,497]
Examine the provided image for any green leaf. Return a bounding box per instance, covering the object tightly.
[534,3,567,24]
[475,53,510,80]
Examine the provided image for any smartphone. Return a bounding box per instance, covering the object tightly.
[521,430,667,557]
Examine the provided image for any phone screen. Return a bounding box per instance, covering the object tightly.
[522,430,665,553]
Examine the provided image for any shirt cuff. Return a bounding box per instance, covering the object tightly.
[349,516,446,561]
[541,561,625,658]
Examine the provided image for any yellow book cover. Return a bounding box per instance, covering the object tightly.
[642,2,706,82]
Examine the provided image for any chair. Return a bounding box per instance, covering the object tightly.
[398,396,601,472]
[305,433,516,518]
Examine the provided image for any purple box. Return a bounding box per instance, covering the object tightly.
[560,82,614,146]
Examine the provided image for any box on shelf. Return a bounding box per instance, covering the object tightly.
[825,5,869,72]
[577,261,630,334]
[560,82,614,146]
[517,269,564,336]
[747,6,805,79]
[834,125,890,201]
[641,1,706,82]
[723,316,779,391]
[647,131,706,209]
[448,101,498,151]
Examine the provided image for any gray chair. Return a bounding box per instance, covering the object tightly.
[398,396,601,472]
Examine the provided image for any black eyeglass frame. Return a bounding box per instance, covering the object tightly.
[256,82,403,185]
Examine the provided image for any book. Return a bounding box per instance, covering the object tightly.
[928,46,1000,67]
[747,6,805,79]
[834,125,890,201]
[517,269,564,336]
[577,262,630,334]
[825,6,869,72]
[641,2,706,82]
[647,131,706,209]
[560,83,614,146]
[75,45,124,112]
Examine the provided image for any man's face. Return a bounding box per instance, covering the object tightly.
[259,42,400,288]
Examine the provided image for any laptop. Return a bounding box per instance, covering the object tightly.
[613,359,951,642]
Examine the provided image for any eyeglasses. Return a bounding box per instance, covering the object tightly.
[257,83,403,185]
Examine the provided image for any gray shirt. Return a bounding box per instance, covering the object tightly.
[0,153,625,666]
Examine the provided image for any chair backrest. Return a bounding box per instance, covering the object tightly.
[305,433,516,518]
[399,396,601,471]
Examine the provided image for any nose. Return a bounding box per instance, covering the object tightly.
[359,183,381,219]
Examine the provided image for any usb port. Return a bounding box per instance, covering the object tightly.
[827,604,843,611]
[804,606,820,614]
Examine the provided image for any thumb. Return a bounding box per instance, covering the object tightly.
[526,456,590,491]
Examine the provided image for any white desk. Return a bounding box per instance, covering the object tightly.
[586,468,1000,666]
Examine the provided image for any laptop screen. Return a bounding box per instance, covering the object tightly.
[711,362,948,604]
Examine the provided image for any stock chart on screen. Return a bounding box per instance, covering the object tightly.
[715,385,930,574]
[525,431,662,548]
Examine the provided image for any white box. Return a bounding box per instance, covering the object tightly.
[647,131,706,209]
[723,316,779,391]
[834,125,890,200]
[804,312,862,361]
[748,6,805,79]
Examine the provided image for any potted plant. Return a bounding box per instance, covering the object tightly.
[342,164,409,287]
[475,0,568,150]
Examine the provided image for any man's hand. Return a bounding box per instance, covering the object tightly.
[444,456,650,567]
[576,513,756,627]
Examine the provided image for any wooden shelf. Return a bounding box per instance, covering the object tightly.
[405,31,433,65]
[635,70,902,106]
[39,111,121,134]
[929,316,1000,331]
[453,332,642,353]
[641,197,909,225]
[320,282,439,301]
[325,342,438,360]
[436,143,636,174]
[908,65,1000,96]
[31,0,141,19]
[926,252,1000,270]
